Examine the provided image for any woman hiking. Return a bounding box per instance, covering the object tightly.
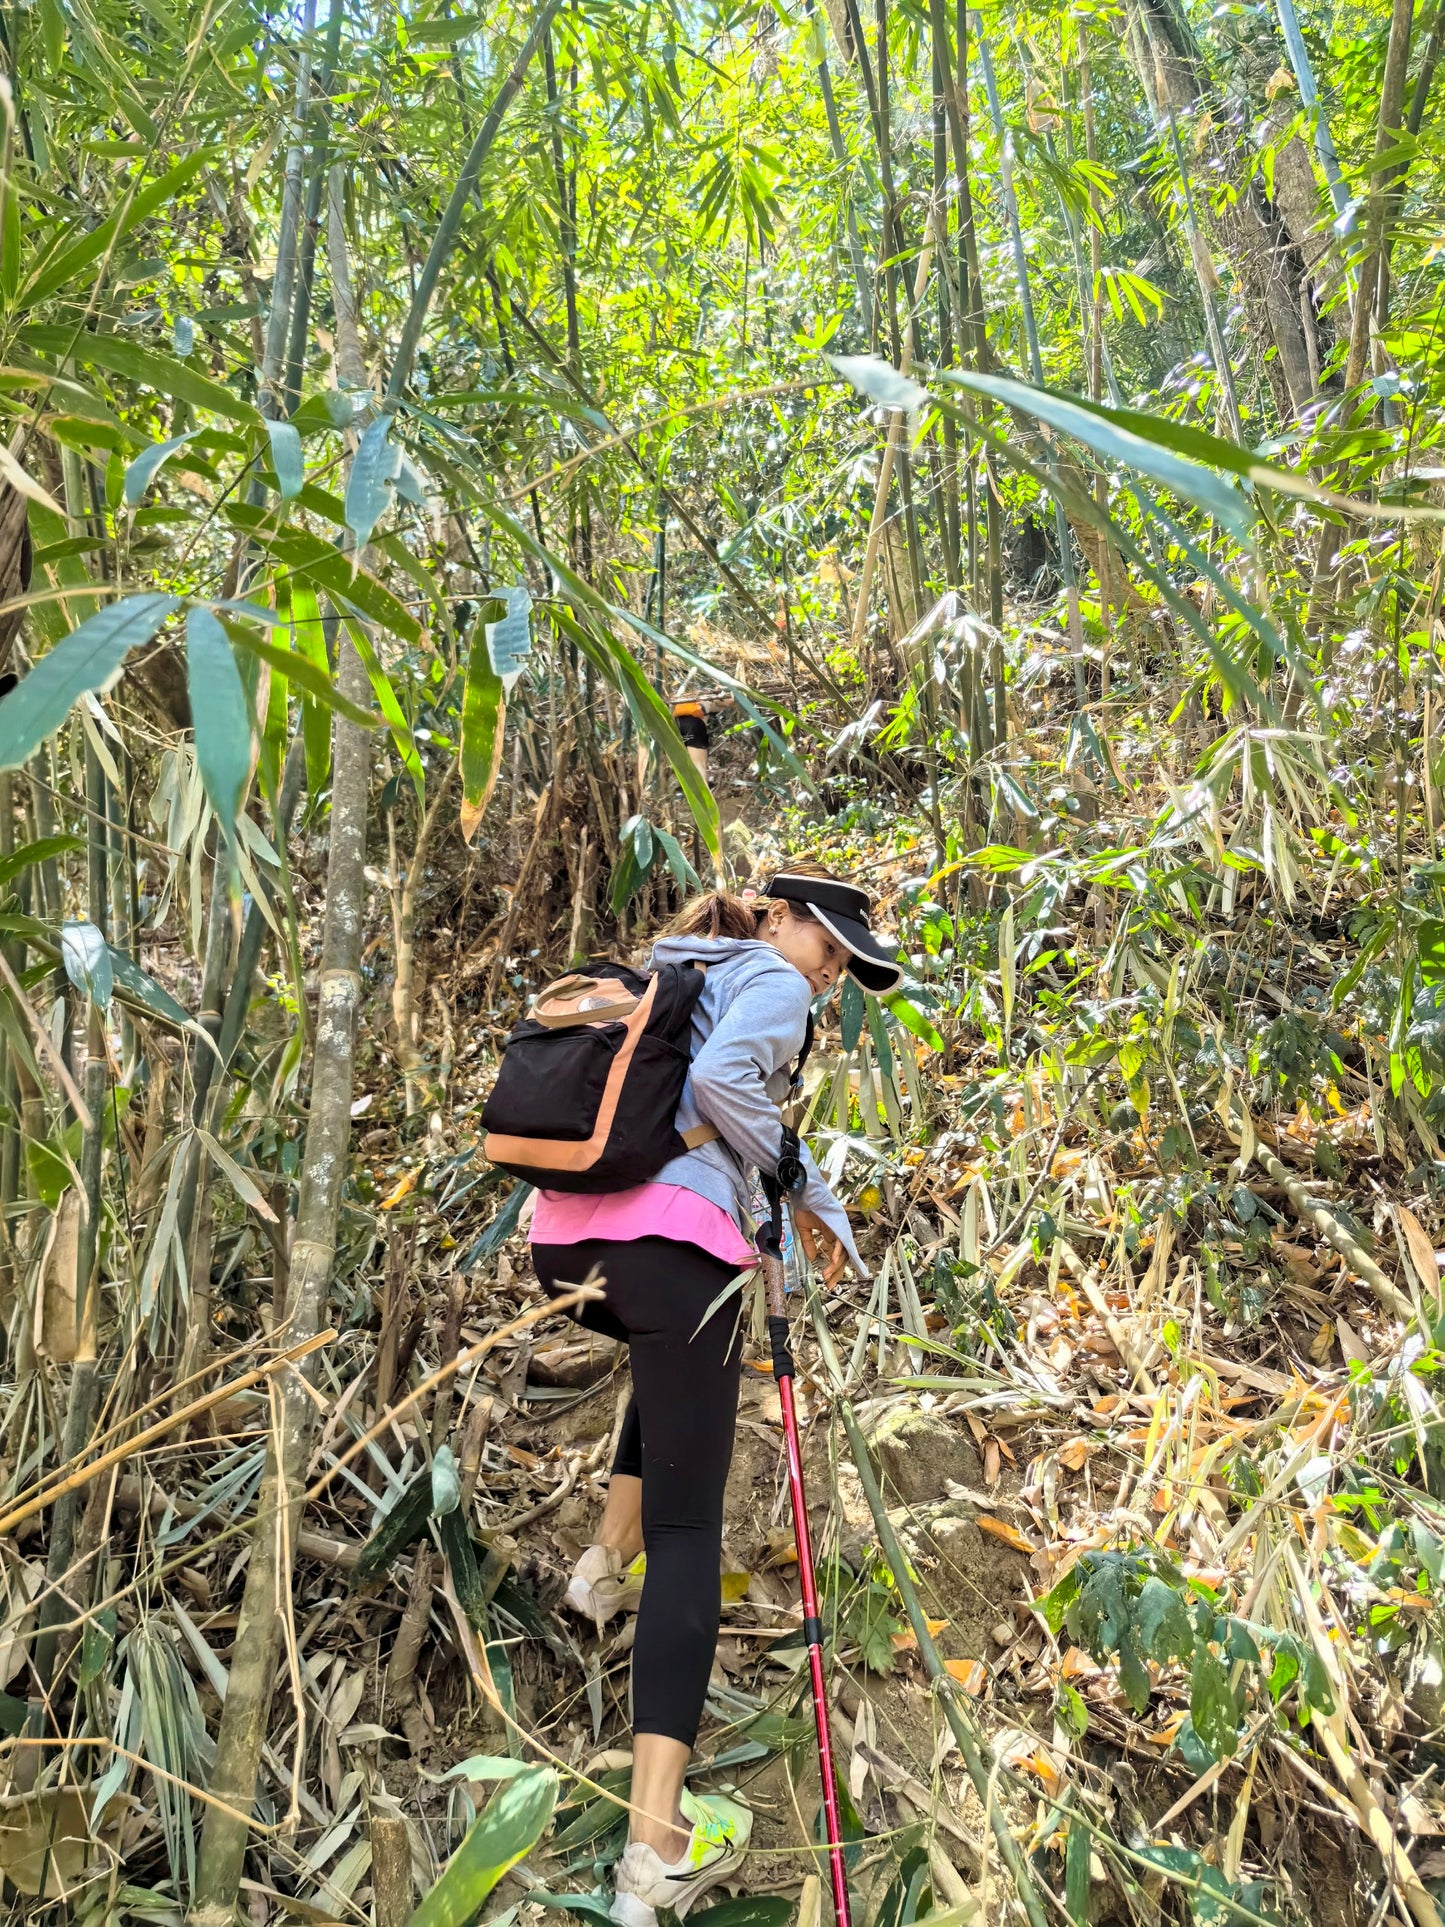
[528,867,903,1926]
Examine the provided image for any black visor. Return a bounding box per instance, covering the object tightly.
[765,872,904,994]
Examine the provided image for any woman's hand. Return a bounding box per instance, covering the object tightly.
[792,1208,848,1287]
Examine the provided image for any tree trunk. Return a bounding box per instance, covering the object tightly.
[1125,0,1317,423]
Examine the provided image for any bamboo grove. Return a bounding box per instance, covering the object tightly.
[0,0,1443,1919]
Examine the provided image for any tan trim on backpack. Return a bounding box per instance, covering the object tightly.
[680,1123,720,1149]
[532,974,641,1028]
[484,974,662,1173]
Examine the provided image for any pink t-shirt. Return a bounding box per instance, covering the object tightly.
[530,1181,758,1268]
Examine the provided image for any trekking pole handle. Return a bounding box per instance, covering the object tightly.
[761,1247,788,1322]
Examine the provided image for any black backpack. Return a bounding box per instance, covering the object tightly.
[481,961,716,1193]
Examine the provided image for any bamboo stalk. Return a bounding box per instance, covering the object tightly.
[257,0,319,422]
[386,0,566,403]
[191,168,378,1921]
[975,22,1088,700]
[1344,0,1415,396]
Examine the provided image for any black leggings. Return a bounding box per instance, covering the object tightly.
[532,1237,745,1747]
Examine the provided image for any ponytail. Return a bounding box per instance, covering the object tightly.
[665,889,762,942]
[665,859,844,943]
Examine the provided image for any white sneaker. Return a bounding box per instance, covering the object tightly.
[563,1545,646,1633]
[609,1789,753,1925]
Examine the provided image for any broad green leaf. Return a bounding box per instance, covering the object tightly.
[459,627,506,842]
[829,352,929,413]
[62,919,112,1009]
[0,593,178,769]
[186,607,253,838]
[1058,386,1444,523]
[1419,919,1445,986]
[1135,1576,1193,1665]
[345,412,401,548]
[555,605,721,863]
[124,429,199,507]
[1188,1645,1240,1759]
[0,834,84,891]
[410,1766,558,1927]
[526,1890,614,1925]
[22,151,214,307]
[352,1470,433,1584]
[23,325,260,426]
[226,622,380,730]
[690,1901,794,1927]
[934,369,1252,540]
[266,419,305,500]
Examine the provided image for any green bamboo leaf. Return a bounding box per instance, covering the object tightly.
[226,622,381,731]
[196,1127,278,1220]
[884,993,943,1052]
[21,151,214,307]
[124,429,199,507]
[935,368,1252,540]
[487,585,533,677]
[0,834,84,890]
[459,626,506,842]
[108,946,189,1026]
[828,352,929,413]
[653,825,698,891]
[62,918,112,1009]
[341,616,425,800]
[1065,1821,1091,1926]
[345,412,401,548]
[186,607,253,838]
[410,1766,559,1927]
[22,325,260,426]
[840,974,865,1053]
[223,506,422,644]
[0,593,178,768]
[266,419,305,500]
[282,579,333,792]
[352,1470,433,1585]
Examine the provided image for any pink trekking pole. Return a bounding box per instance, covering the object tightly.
[759,1156,852,1927]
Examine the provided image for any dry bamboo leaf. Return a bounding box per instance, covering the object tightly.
[1057,1438,1089,1472]
[1397,1206,1440,1301]
[36,1189,83,1364]
[945,1657,987,1696]
[976,1515,1034,1555]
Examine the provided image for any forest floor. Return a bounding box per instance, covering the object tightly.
[27,664,1438,1927]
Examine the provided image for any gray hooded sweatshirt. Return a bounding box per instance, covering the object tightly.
[643,934,868,1276]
